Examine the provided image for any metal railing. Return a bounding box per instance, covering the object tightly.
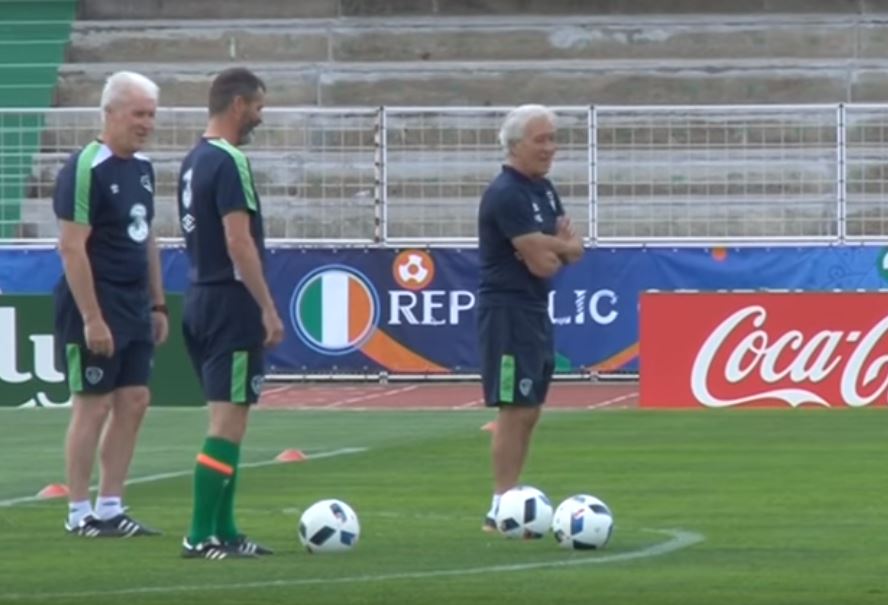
[3,104,888,246]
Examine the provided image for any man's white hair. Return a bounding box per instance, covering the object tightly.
[99,71,159,121]
[498,104,556,154]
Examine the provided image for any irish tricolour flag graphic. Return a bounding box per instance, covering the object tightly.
[293,268,378,354]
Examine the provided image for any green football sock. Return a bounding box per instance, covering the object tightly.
[187,437,239,544]
[215,447,241,542]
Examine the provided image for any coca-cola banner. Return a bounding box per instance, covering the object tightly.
[640,292,888,408]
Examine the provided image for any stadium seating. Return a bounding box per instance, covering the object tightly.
[64,1,888,107]
[8,0,888,238]
[0,0,75,237]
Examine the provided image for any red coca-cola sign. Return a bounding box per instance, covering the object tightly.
[640,292,888,408]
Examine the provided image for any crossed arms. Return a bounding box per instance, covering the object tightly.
[511,216,584,278]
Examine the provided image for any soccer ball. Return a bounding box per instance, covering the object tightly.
[551,494,614,550]
[298,499,360,553]
[495,485,553,539]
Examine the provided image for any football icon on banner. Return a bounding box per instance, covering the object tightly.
[393,250,435,290]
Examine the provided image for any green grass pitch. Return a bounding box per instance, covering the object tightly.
[0,407,885,604]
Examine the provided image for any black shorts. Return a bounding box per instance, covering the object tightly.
[53,280,153,394]
[183,284,266,405]
[478,305,554,407]
[60,341,154,395]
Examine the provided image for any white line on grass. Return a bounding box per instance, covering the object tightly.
[0,447,368,508]
[281,508,481,522]
[0,528,703,601]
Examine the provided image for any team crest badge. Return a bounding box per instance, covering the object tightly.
[85,367,104,385]
[519,378,533,397]
[251,375,264,396]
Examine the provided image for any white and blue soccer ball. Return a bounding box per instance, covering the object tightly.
[298,499,360,553]
[495,485,553,539]
[551,494,614,550]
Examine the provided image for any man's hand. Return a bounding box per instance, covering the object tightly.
[151,310,169,345]
[555,216,584,263]
[262,308,285,348]
[556,216,577,240]
[84,316,114,357]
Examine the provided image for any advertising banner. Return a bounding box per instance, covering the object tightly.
[640,292,888,409]
[261,246,888,375]
[0,294,202,408]
[3,245,888,377]
[262,247,642,375]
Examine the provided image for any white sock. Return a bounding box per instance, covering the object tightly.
[487,494,501,518]
[67,500,93,526]
[94,496,124,520]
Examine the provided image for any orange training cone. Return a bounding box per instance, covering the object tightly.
[37,483,69,499]
[275,449,307,462]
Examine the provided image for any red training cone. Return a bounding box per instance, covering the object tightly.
[275,449,307,462]
[37,483,69,499]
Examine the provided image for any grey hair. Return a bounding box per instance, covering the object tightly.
[100,71,159,122]
[497,104,556,154]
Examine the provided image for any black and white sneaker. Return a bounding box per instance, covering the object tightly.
[222,534,274,556]
[65,514,121,537]
[481,516,497,533]
[181,537,256,560]
[103,513,161,537]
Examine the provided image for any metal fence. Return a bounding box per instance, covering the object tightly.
[3,104,888,245]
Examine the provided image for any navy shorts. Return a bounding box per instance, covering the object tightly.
[183,284,266,405]
[478,305,554,407]
[59,341,154,395]
[53,281,154,395]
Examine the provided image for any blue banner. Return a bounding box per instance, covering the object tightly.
[3,245,887,373]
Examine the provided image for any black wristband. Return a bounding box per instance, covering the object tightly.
[150,303,169,316]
